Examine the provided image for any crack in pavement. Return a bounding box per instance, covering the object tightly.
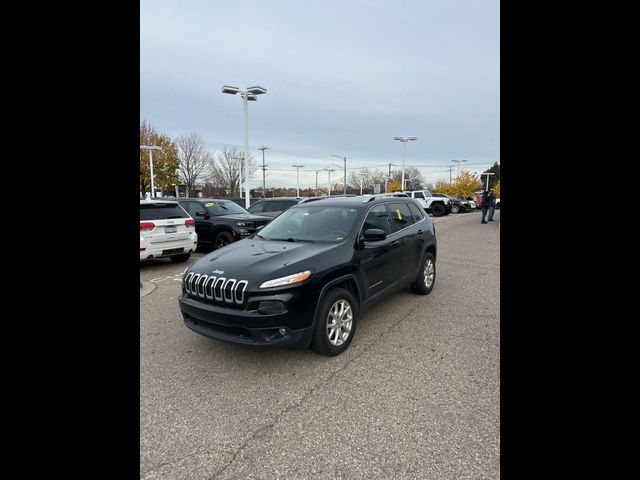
[142,448,214,478]
[207,299,428,480]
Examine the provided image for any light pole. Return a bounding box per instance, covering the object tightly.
[258,146,269,198]
[325,168,336,196]
[393,136,417,192]
[451,159,468,178]
[292,164,305,197]
[356,173,365,195]
[331,155,347,195]
[140,145,162,198]
[222,84,267,209]
[482,172,495,191]
[383,175,391,193]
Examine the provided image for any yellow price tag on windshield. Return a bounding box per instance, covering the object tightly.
[205,202,215,207]
[396,208,402,220]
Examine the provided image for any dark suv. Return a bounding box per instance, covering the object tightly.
[177,198,271,250]
[179,195,437,356]
[247,197,304,218]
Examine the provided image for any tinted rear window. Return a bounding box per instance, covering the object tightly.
[140,203,189,220]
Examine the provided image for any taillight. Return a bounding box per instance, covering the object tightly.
[185,219,195,228]
[140,222,155,231]
[140,248,146,251]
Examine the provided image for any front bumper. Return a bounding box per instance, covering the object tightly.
[179,291,316,348]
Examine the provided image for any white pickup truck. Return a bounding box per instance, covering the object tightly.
[402,190,451,217]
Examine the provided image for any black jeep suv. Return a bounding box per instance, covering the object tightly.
[179,196,437,355]
[177,198,271,250]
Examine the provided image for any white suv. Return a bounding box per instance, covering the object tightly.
[402,190,451,217]
[140,200,198,262]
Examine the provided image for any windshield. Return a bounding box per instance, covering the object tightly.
[257,206,360,242]
[205,201,248,216]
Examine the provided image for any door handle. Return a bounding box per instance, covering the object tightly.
[417,229,424,235]
[390,240,400,247]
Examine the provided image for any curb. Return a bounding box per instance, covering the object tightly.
[140,280,157,298]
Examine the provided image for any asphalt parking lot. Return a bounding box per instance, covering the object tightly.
[140,209,500,479]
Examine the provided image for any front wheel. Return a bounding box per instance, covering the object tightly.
[411,252,436,295]
[450,205,460,214]
[311,288,358,356]
[215,231,234,249]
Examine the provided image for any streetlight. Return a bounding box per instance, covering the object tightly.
[222,84,268,209]
[451,159,468,178]
[356,173,364,195]
[482,172,495,191]
[383,175,392,193]
[140,145,162,198]
[291,164,305,197]
[393,136,417,192]
[324,168,336,196]
[258,146,269,198]
[331,155,347,195]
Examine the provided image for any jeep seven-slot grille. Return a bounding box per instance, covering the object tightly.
[183,272,248,307]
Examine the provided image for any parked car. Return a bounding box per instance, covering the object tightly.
[465,197,477,209]
[179,195,437,355]
[402,190,451,216]
[247,197,306,218]
[140,200,197,262]
[432,193,471,214]
[176,198,271,250]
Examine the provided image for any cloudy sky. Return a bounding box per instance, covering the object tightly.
[140,0,499,190]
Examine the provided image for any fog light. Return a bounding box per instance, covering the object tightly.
[257,300,286,315]
[279,328,286,336]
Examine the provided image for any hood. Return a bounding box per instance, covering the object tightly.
[217,213,271,223]
[188,238,342,286]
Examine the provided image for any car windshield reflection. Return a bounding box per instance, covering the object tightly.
[257,206,360,242]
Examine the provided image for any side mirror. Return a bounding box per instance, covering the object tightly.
[362,228,387,242]
[196,211,209,218]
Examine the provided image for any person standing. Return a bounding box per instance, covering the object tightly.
[487,190,497,222]
[481,190,491,224]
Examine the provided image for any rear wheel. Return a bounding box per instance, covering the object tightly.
[170,253,191,263]
[215,231,234,249]
[311,288,358,356]
[431,203,445,216]
[411,252,436,295]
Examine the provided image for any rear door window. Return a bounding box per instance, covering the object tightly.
[388,202,414,232]
[413,192,425,199]
[140,203,190,220]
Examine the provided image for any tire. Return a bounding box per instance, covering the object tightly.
[170,253,191,263]
[411,252,436,295]
[431,203,445,217]
[311,287,358,356]
[451,205,460,214]
[215,231,234,249]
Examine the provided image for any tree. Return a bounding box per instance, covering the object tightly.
[434,180,451,194]
[176,133,214,197]
[348,168,387,194]
[387,180,402,192]
[140,120,179,196]
[448,170,482,197]
[494,181,500,197]
[481,162,500,190]
[212,147,257,197]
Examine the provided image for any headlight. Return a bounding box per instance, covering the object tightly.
[236,222,247,227]
[260,270,311,288]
